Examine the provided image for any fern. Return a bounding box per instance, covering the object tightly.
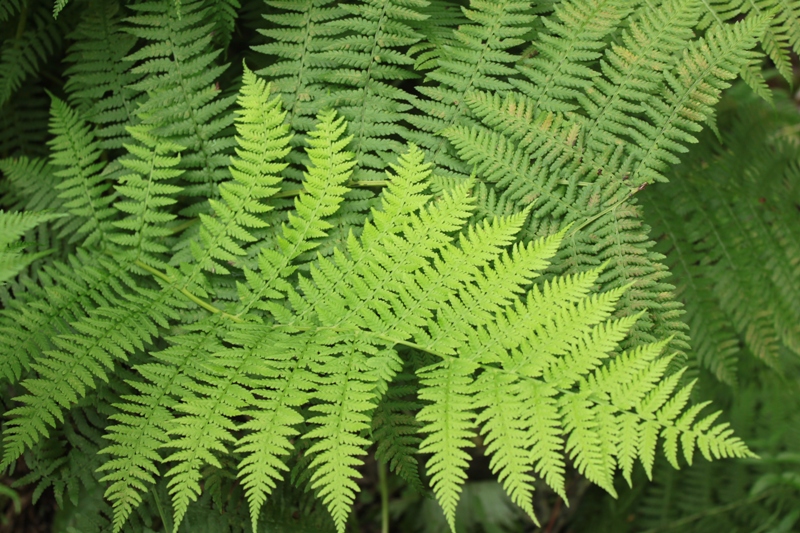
[0,209,63,283]
[0,3,797,533]
[63,0,144,150]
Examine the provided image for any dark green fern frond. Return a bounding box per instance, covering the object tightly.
[579,0,702,154]
[312,0,427,182]
[407,0,469,71]
[0,209,64,284]
[371,365,424,492]
[253,0,347,149]
[63,0,144,150]
[406,0,536,178]
[125,0,236,207]
[0,6,64,108]
[511,0,635,114]
[0,250,135,384]
[627,15,766,185]
[109,124,185,269]
[0,81,49,158]
[47,96,116,247]
[0,156,65,214]
[699,0,798,86]
[0,0,25,22]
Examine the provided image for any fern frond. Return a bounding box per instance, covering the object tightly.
[125,0,236,207]
[191,65,291,278]
[0,156,65,213]
[580,0,702,154]
[237,108,355,313]
[510,0,634,113]
[628,16,766,185]
[417,359,477,531]
[63,0,144,149]
[110,125,184,269]
[47,96,116,247]
[0,7,64,108]
[407,0,535,177]
[0,250,134,384]
[0,210,64,284]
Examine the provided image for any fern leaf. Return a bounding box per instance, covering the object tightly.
[417,358,477,532]
[628,16,766,185]
[580,0,702,154]
[110,124,184,270]
[125,0,236,208]
[0,7,64,108]
[511,0,634,113]
[0,210,64,284]
[47,96,116,247]
[407,0,536,177]
[63,0,144,149]
[237,109,355,313]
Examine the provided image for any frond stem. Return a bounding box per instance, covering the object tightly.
[132,259,244,323]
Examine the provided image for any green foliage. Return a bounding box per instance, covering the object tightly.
[0,1,797,533]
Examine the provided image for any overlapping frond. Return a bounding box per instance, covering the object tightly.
[63,0,144,149]
[406,0,536,178]
[47,96,116,247]
[0,6,64,108]
[125,0,236,208]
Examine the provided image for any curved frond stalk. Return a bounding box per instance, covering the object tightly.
[47,96,116,248]
[125,0,236,210]
[63,0,144,149]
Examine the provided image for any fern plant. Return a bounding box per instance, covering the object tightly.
[0,0,797,532]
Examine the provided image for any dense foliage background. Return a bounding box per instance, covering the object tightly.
[1,0,799,532]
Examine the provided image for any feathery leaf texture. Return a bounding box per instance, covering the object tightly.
[0,2,794,533]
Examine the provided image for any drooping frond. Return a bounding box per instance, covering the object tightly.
[0,156,65,213]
